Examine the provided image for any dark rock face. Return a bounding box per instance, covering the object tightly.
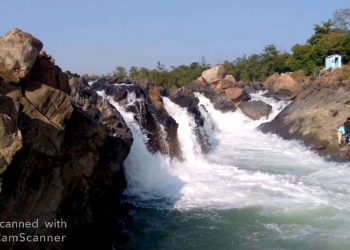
[169,88,211,153]
[239,101,272,120]
[0,29,133,249]
[30,51,70,93]
[92,80,183,159]
[259,83,350,159]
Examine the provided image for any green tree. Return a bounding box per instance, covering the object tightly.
[308,20,333,45]
[114,66,127,80]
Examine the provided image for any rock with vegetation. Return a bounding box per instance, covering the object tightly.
[259,83,350,159]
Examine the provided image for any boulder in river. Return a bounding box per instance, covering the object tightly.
[238,100,272,120]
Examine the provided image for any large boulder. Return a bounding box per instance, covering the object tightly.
[201,65,226,84]
[187,83,237,112]
[213,74,236,90]
[264,73,303,100]
[0,28,43,83]
[259,83,350,159]
[239,100,272,120]
[224,87,250,102]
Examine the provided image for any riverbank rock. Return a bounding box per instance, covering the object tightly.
[264,73,303,100]
[259,83,350,160]
[0,29,133,250]
[239,100,272,120]
[0,28,43,83]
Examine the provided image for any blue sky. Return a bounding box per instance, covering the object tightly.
[1,0,348,74]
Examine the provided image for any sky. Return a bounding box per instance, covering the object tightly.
[1,0,349,74]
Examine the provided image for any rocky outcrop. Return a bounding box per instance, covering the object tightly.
[0,29,132,250]
[169,88,211,153]
[264,73,303,100]
[192,65,254,112]
[213,74,236,90]
[239,100,272,120]
[92,80,183,159]
[30,51,70,93]
[259,83,350,159]
[224,87,250,102]
[201,65,225,84]
[0,28,43,83]
[0,82,23,174]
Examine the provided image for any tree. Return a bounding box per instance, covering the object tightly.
[129,66,140,79]
[308,20,333,45]
[114,66,127,80]
[333,8,350,30]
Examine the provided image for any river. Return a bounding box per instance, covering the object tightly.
[100,90,350,250]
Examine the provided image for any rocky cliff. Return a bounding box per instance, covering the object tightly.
[260,81,350,160]
[0,29,132,249]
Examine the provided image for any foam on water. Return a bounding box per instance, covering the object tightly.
[98,88,350,247]
[98,89,350,212]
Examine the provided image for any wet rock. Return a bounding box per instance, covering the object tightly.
[170,88,211,153]
[92,79,183,159]
[188,83,237,112]
[238,100,272,120]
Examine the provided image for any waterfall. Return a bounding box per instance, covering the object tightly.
[98,88,350,248]
[98,88,350,213]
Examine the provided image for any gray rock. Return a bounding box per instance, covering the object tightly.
[239,100,272,120]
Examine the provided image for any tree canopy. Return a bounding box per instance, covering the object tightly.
[105,8,350,88]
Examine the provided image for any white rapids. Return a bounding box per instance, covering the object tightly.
[98,89,350,247]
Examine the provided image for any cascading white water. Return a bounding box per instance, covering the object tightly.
[99,89,350,248]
